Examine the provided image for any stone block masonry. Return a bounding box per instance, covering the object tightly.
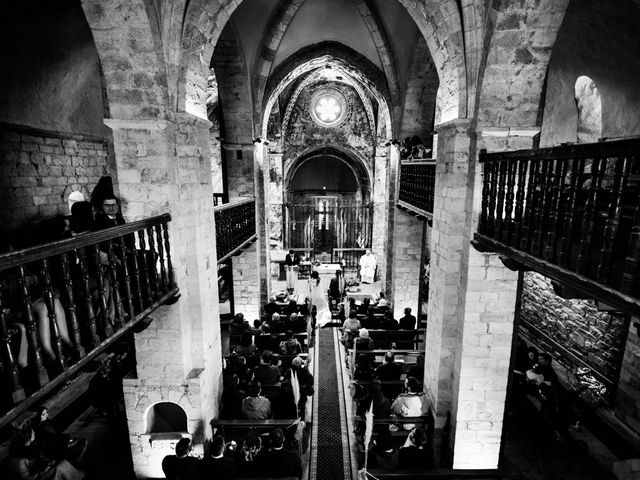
[0,123,114,235]
[232,242,261,321]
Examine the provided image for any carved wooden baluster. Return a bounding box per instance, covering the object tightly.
[39,258,65,370]
[520,159,539,252]
[155,224,168,295]
[495,161,508,240]
[92,245,113,338]
[597,157,631,284]
[487,162,499,237]
[137,229,152,307]
[76,247,100,348]
[0,290,25,403]
[543,159,568,262]
[558,158,584,268]
[576,158,605,276]
[502,161,517,244]
[530,159,552,256]
[16,266,48,385]
[127,233,143,314]
[163,222,176,289]
[118,237,136,322]
[59,252,84,358]
[106,240,125,328]
[512,158,528,247]
[146,226,160,301]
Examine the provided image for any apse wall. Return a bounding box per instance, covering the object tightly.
[540,0,640,146]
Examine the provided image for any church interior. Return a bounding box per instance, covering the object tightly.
[1,0,640,479]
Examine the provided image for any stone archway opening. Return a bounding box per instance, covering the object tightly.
[574,75,602,143]
[144,402,188,434]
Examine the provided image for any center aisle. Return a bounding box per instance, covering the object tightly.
[310,326,353,480]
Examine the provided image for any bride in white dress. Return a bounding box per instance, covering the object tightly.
[306,270,332,327]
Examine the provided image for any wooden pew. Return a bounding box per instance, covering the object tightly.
[365,329,422,349]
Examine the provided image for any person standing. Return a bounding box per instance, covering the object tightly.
[328,269,345,307]
[359,250,376,284]
[284,250,300,293]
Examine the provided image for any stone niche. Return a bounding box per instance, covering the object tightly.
[124,379,204,479]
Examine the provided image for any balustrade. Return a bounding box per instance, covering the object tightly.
[0,214,178,422]
[397,160,436,216]
[476,139,640,313]
[214,199,257,262]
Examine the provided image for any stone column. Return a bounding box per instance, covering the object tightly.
[254,143,271,305]
[267,151,284,249]
[104,114,222,478]
[391,209,426,320]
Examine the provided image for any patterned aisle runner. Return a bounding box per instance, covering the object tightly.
[310,327,352,480]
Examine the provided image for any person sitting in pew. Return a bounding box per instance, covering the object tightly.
[285,299,299,317]
[357,298,371,315]
[234,332,258,365]
[257,428,302,479]
[254,350,281,386]
[271,380,299,420]
[241,381,271,420]
[375,351,403,382]
[399,307,416,330]
[376,292,389,308]
[360,312,380,330]
[370,429,398,469]
[280,330,303,355]
[197,435,235,479]
[224,352,251,385]
[406,354,425,382]
[341,311,361,348]
[380,311,399,330]
[289,312,306,333]
[235,429,264,478]
[355,328,375,351]
[270,312,286,334]
[264,296,279,317]
[162,437,199,480]
[397,426,434,469]
[390,376,429,430]
[221,373,245,419]
[353,353,375,382]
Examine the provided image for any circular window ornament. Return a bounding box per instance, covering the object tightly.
[310,89,348,127]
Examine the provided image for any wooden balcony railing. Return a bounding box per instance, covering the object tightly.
[0,214,178,427]
[214,198,257,263]
[397,160,436,218]
[475,138,640,314]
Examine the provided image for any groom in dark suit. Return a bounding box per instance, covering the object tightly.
[328,269,345,308]
[284,249,301,292]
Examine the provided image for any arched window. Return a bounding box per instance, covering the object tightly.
[145,402,188,434]
[574,76,602,143]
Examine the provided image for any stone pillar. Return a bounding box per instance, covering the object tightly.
[254,143,271,305]
[391,208,425,320]
[615,318,640,434]
[267,151,284,248]
[231,242,261,320]
[425,120,536,467]
[371,146,398,293]
[104,114,222,478]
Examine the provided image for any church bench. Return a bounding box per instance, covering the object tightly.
[365,329,423,349]
[254,332,309,352]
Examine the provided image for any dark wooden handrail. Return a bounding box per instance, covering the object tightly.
[214,198,257,263]
[0,214,172,272]
[0,213,178,424]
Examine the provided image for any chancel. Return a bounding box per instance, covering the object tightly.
[1,1,640,479]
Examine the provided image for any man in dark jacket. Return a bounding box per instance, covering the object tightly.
[162,438,199,480]
[258,428,301,478]
[399,307,417,330]
[328,269,345,307]
[197,435,235,479]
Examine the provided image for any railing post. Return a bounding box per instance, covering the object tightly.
[163,222,176,289]
[127,233,144,314]
[17,266,49,386]
[118,237,136,322]
[40,258,66,371]
[91,245,113,338]
[543,159,568,262]
[502,161,517,244]
[155,224,168,295]
[146,227,160,301]
[106,240,126,328]
[0,290,25,403]
[137,230,152,308]
[77,247,100,348]
[558,158,584,268]
[577,158,605,276]
[512,158,529,248]
[60,252,85,358]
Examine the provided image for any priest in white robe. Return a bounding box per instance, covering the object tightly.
[359,249,376,284]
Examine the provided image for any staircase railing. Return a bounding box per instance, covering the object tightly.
[0,214,178,427]
[214,198,257,263]
[475,138,640,314]
[397,159,436,218]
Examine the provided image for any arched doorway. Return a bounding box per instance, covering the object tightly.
[284,148,372,254]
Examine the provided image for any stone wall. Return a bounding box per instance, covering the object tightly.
[520,272,628,385]
[615,320,640,434]
[0,124,113,238]
[231,242,261,320]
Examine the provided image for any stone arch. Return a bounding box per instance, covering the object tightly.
[144,401,188,434]
[574,76,602,143]
[475,0,572,128]
[211,19,254,144]
[81,0,170,120]
[284,145,373,202]
[178,0,466,122]
[399,35,439,148]
[261,47,392,140]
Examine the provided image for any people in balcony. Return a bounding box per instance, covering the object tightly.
[93,194,125,231]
